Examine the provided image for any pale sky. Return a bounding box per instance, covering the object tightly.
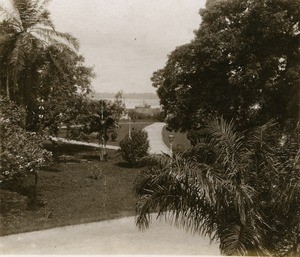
[49,0,207,93]
[2,0,206,93]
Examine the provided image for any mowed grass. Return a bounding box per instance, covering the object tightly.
[57,121,153,146]
[161,126,191,152]
[0,144,140,236]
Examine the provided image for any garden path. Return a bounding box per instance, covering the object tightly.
[0,215,219,255]
[51,122,169,154]
[143,122,169,154]
[49,136,120,150]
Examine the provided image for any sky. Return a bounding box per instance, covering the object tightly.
[2,0,207,93]
[49,0,207,93]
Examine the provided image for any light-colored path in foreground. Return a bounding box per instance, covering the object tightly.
[143,122,169,154]
[0,215,219,255]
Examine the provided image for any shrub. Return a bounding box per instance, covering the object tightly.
[0,99,52,186]
[119,130,149,166]
[66,126,90,142]
[110,131,117,141]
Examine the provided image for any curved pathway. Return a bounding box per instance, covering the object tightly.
[0,123,220,255]
[143,122,169,154]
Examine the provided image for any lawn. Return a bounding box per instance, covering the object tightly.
[161,126,191,152]
[0,143,140,236]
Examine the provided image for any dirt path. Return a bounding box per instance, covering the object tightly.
[143,122,169,154]
[0,215,219,255]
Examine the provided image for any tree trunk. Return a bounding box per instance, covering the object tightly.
[34,170,39,202]
[6,68,10,100]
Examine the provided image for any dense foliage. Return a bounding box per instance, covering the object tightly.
[128,108,165,121]
[134,117,299,256]
[0,99,52,184]
[153,0,299,133]
[0,0,94,131]
[138,1,300,255]
[119,130,149,166]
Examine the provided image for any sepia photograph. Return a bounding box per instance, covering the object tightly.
[0,0,299,256]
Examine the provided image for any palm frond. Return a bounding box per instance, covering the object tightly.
[134,154,223,239]
[7,35,28,79]
[219,223,269,256]
[199,117,245,178]
[276,150,300,213]
[205,117,243,153]
[31,0,54,29]
[36,10,54,29]
[31,27,79,50]
[0,4,22,31]
[33,0,52,11]
[11,0,37,29]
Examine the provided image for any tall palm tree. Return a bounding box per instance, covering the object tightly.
[134,117,299,256]
[0,0,79,129]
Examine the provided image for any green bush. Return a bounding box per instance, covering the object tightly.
[119,130,149,166]
[0,99,52,185]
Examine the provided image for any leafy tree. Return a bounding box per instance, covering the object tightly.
[0,0,89,131]
[119,130,149,166]
[88,100,119,142]
[37,47,94,135]
[153,0,299,133]
[64,98,125,146]
[83,99,125,160]
[134,117,299,256]
[114,90,126,117]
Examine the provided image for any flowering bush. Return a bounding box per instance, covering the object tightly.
[0,99,52,184]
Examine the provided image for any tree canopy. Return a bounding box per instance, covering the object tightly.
[153,0,299,133]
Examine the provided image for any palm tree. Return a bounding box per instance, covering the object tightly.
[134,117,299,256]
[0,0,79,129]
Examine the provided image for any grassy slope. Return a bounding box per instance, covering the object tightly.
[0,147,140,236]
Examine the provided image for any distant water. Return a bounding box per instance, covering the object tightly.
[105,98,161,109]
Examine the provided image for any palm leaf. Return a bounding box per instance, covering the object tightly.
[219,223,269,256]
[7,35,28,79]
[31,27,79,50]
[0,4,22,31]
[134,154,223,239]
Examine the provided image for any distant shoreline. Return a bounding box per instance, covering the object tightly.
[92,92,159,100]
